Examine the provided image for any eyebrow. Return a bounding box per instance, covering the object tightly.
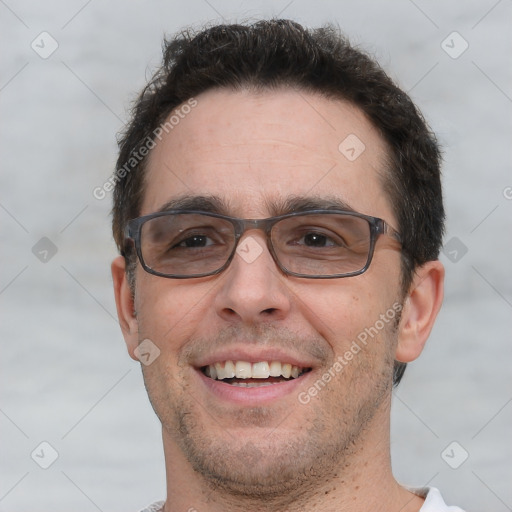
[269,196,357,216]
[154,194,358,217]
[155,195,231,215]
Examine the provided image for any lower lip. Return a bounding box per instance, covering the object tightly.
[195,369,310,405]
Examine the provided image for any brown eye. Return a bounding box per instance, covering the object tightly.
[302,233,336,247]
[174,235,214,248]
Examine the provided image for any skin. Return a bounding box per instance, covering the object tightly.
[112,88,444,512]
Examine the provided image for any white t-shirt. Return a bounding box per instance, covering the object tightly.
[139,487,465,512]
[413,487,466,511]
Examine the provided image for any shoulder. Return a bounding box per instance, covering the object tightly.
[138,501,165,512]
[413,487,466,512]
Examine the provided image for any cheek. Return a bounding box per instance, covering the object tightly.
[293,278,398,355]
[134,274,215,352]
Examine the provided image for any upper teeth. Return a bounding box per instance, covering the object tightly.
[204,361,304,380]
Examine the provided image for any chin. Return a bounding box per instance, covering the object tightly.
[170,404,354,499]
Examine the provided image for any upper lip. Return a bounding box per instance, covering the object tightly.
[192,346,317,369]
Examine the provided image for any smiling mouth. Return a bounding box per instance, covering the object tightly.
[200,360,312,387]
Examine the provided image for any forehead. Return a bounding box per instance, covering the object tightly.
[143,88,395,223]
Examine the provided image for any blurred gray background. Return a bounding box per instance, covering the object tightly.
[1,1,511,510]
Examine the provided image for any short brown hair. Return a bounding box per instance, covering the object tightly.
[112,19,445,386]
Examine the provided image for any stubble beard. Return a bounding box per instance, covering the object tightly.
[147,322,398,504]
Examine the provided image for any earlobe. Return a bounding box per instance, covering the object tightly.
[395,260,445,363]
[111,256,139,360]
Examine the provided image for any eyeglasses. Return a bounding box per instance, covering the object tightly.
[124,209,402,279]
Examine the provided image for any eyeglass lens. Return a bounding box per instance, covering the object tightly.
[139,212,373,278]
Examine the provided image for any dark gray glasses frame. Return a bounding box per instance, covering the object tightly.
[124,209,402,279]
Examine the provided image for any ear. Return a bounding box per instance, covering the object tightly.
[111,256,139,360]
[395,260,444,363]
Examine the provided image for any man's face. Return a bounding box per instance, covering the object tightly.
[128,89,404,493]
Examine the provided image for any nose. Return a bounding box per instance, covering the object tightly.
[213,233,292,325]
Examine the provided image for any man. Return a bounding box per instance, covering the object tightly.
[111,19,464,511]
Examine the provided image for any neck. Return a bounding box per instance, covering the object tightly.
[160,398,424,512]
